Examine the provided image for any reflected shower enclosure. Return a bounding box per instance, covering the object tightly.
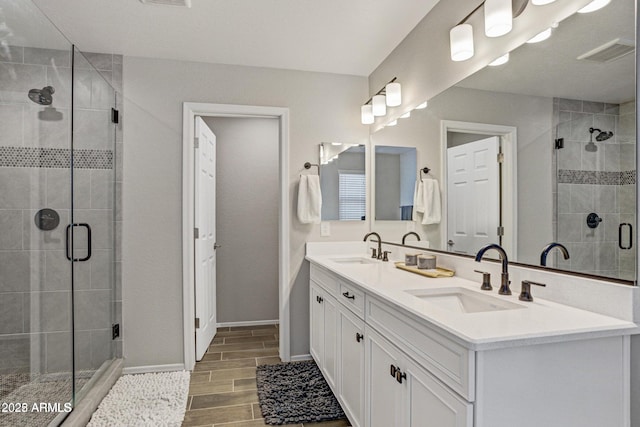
[0,1,121,425]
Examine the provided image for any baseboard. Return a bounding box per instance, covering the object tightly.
[122,363,186,375]
[217,319,279,328]
[290,354,313,362]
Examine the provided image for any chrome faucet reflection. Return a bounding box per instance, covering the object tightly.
[475,243,511,295]
[540,242,570,267]
[364,232,383,260]
[401,231,421,245]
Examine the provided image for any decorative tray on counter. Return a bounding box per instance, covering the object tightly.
[394,262,455,278]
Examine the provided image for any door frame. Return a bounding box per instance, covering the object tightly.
[441,120,518,259]
[182,102,290,370]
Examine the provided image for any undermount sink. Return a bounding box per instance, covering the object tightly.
[405,287,525,314]
[330,257,377,265]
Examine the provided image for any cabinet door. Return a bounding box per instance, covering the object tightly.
[323,295,338,391]
[366,327,403,427]
[338,308,365,427]
[310,283,324,365]
[403,358,473,427]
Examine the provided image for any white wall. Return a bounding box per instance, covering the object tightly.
[122,57,368,368]
[202,116,279,324]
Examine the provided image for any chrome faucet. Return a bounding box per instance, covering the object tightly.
[475,243,511,295]
[540,242,570,266]
[364,232,383,260]
[401,231,420,245]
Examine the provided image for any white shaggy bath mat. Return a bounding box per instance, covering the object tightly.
[87,371,190,427]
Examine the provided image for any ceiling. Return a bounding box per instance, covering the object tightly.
[458,0,635,104]
[30,0,440,76]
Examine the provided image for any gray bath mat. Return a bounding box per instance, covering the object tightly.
[256,360,346,425]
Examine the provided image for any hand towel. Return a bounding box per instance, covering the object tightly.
[421,178,441,225]
[412,179,425,220]
[297,175,322,224]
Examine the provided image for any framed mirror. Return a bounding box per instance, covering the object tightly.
[319,142,367,221]
[374,146,417,221]
[372,0,636,282]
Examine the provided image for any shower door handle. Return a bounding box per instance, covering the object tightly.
[65,223,93,261]
[619,223,633,250]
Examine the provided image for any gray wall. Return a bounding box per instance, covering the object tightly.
[122,56,369,368]
[375,153,401,220]
[202,116,279,323]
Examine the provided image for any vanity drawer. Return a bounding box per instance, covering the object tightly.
[366,296,475,401]
[339,281,365,317]
[310,264,339,294]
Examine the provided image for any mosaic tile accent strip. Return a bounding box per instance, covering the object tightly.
[558,169,636,185]
[0,147,113,169]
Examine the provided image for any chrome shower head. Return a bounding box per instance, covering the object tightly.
[28,86,55,105]
[589,127,613,142]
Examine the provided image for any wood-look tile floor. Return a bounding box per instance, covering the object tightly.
[182,325,351,427]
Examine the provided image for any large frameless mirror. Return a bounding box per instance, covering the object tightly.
[371,0,636,282]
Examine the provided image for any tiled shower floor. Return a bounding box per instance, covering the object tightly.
[0,372,91,427]
[182,325,351,427]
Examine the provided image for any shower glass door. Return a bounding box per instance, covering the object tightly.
[71,47,117,403]
[554,99,637,281]
[0,2,75,425]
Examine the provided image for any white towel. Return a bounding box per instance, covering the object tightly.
[421,178,441,225]
[297,175,322,224]
[412,178,441,225]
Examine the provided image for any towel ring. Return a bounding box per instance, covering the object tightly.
[419,167,431,179]
[304,162,320,176]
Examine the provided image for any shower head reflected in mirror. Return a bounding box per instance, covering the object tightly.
[589,127,613,142]
[28,86,55,105]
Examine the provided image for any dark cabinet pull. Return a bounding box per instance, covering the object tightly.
[315,295,323,303]
[356,333,364,342]
[342,292,355,300]
[396,369,407,384]
[619,223,633,250]
[390,364,397,378]
[65,223,92,262]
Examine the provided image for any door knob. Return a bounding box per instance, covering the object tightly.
[447,240,455,246]
[214,243,222,249]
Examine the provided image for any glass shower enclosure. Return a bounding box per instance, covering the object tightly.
[0,2,118,425]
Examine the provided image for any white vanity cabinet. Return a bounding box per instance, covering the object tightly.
[308,260,632,427]
[311,265,366,427]
[365,327,472,427]
[310,281,339,391]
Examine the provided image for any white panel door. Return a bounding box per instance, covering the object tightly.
[446,136,500,255]
[195,117,218,361]
[310,283,324,365]
[323,295,339,391]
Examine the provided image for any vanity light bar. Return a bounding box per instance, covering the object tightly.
[361,77,401,124]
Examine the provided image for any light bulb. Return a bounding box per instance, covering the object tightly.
[450,24,474,61]
[484,0,512,38]
[527,28,552,44]
[385,82,402,107]
[361,105,374,124]
[372,95,386,116]
[489,53,510,66]
[578,0,611,13]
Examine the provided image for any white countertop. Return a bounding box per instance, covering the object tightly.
[306,252,638,351]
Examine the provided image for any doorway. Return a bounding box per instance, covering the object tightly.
[182,103,290,370]
[441,120,518,258]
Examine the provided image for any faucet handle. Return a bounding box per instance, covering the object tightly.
[474,270,492,291]
[370,247,378,258]
[519,280,546,302]
[382,251,392,262]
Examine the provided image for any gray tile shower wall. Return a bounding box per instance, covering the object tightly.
[552,98,636,280]
[0,46,123,374]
